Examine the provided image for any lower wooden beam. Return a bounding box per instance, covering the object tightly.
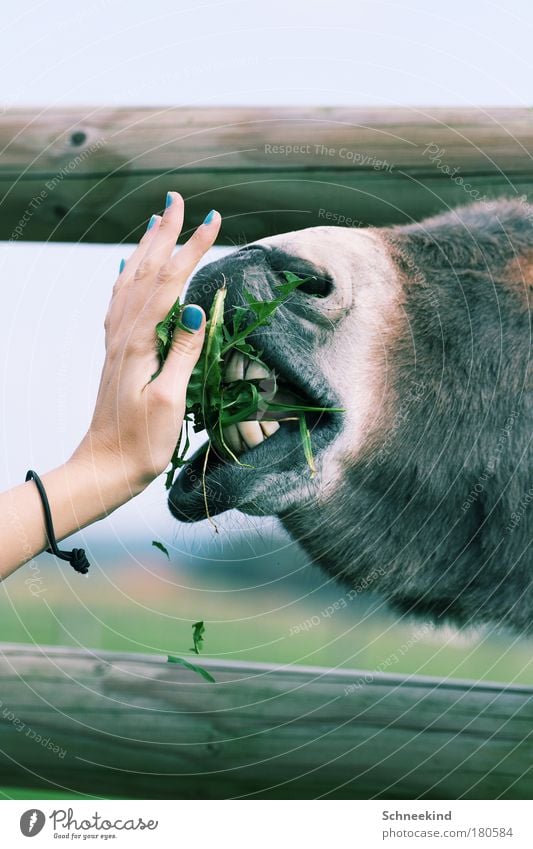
[0,644,531,799]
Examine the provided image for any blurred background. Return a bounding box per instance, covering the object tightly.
[1,0,532,689]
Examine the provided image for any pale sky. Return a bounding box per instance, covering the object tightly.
[2,0,532,108]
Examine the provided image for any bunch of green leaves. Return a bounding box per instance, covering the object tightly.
[154,271,342,494]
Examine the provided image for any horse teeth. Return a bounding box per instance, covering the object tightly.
[245,360,271,380]
[237,420,264,448]
[223,352,279,453]
[225,352,245,382]
[260,421,280,438]
[225,352,273,383]
[222,419,282,455]
[223,424,244,454]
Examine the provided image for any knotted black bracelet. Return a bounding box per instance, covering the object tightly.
[25,470,90,575]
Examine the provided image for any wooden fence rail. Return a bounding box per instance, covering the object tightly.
[1,107,533,244]
[0,644,531,799]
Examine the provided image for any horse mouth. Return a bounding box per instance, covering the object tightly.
[169,345,339,520]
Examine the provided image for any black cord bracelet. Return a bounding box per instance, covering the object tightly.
[25,470,90,575]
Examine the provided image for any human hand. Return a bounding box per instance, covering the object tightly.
[72,193,221,497]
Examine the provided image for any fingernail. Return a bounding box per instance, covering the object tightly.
[181,305,204,331]
[203,209,216,225]
[146,214,158,231]
[119,258,126,273]
[165,192,173,208]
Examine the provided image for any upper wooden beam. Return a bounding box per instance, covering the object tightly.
[1,107,532,244]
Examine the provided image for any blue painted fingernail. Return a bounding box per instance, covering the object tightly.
[181,305,204,331]
[146,214,157,231]
[166,192,173,208]
[203,209,216,225]
[119,258,126,273]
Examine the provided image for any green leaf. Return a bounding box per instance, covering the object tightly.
[299,414,317,477]
[276,271,316,299]
[242,290,279,323]
[167,655,216,683]
[152,540,170,559]
[190,620,206,654]
[231,305,249,335]
[202,286,227,410]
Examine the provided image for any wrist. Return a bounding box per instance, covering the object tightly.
[67,442,148,519]
[29,456,134,552]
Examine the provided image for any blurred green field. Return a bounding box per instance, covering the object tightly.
[1,552,532,685]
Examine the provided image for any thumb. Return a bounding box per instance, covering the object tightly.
[158,304,206,396]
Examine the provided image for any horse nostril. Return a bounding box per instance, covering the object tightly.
[294,274,334,299]
[266,247,334,299]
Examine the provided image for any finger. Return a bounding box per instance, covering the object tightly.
[114,189,184,306]
[114,213,162,295]
[138,209,221,328]
[153,305,206,400]
[122,192,188,327]
[170,209,221,282]
[135,191,185,276]
[104,214,162,338]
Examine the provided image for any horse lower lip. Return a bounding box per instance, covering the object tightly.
[176,443,219,493]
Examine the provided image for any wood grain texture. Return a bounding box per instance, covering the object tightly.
[1,107,532,244]
[0,644,531,799]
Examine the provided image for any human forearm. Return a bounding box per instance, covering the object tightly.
[0,456,139,580]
